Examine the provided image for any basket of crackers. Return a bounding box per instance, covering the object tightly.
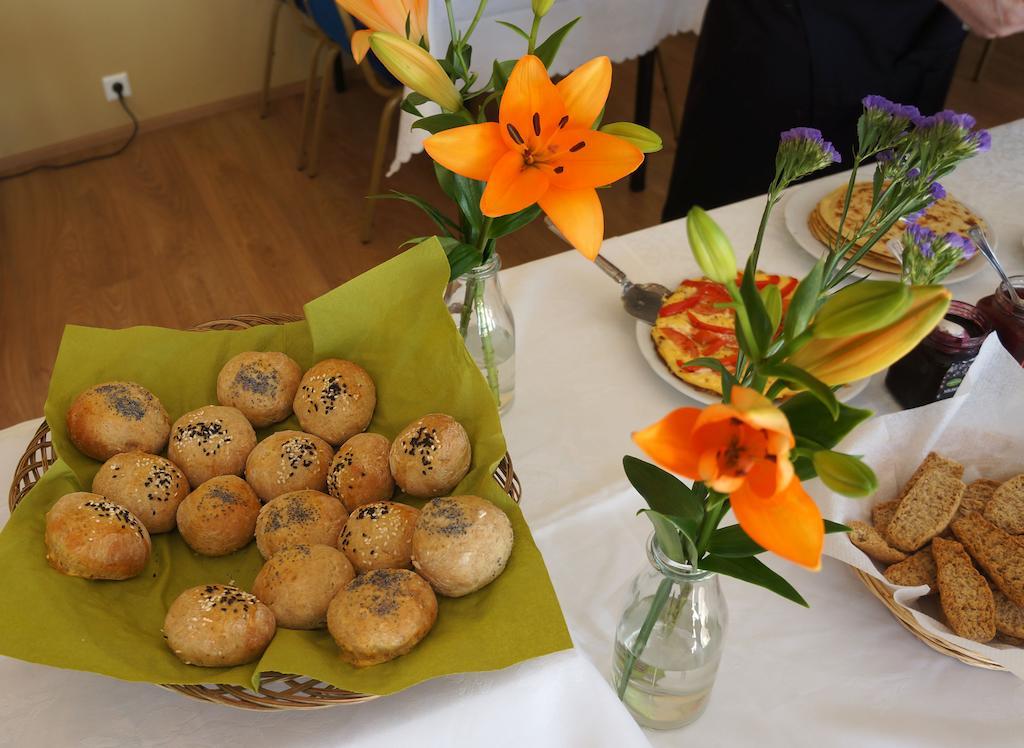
[0,242,571,708]
[820,337,1024,674]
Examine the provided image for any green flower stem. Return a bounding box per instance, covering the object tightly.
[474,279,501,404]
[696,497,725,557]
[826,159,862,278]
[462,0,489,43]
[749,189,781,270]
[617,577,673,700]
[527,13,542,54]
[459,277,477,338]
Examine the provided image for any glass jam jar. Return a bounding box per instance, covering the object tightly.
[977,275,1024,365]
[885,300,991,409]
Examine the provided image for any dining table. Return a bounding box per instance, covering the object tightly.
[387,0,709,175]
[2,117,1023,746]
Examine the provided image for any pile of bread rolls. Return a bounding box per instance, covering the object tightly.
[46,352,514,670]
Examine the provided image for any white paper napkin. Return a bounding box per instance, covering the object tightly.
[816,336,1024,677]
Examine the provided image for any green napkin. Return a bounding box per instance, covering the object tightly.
[0,239,571,695]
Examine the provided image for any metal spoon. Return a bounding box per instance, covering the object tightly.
[594,254,671,325]
[968,225,1024,310]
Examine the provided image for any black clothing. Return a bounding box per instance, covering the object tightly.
[661,0,966,221]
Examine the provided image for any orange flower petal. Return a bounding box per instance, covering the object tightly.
[632,407,702,479]
[423,123,507,182]
[544,128,643,189]
[500,55,567,152]
[694,386,794,447]
[745,458,781,498]
[350,29,372,63]
[480,151,549,216]
[538,185,603,259]
[337,0,393,32]
[556,56,612,129]
[731,478,823,570]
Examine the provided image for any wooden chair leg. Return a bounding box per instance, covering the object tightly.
[306,46,341,179]
[260,0,284,118]
[361,92,402,243]
[297,37,326,170]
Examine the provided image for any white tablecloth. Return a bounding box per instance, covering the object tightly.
[387,0,708,175]
[2,118,1023,745]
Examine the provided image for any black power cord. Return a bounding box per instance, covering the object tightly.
[0,82,139,181]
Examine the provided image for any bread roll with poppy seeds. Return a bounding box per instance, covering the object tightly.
[168,405,257,488]
[252,544,355,629]
[217,351,302,428]
[338,500,419,573]
[245,430,333,503]
[163,584,276,667]
[255,490,348,559]
[389,414,471,498]
[66,381,170,461]
[45,492,151,579]
[177,475,261,556]
[92,452,189,533]
[293,359,376,446]
[326,433,394,512]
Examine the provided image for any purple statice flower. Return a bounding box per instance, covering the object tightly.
[907,167,921,180]
[971,130,992,152]
[862,95,896,115]
[776,126,841,182]
[944,232,976,259]
[929,182,946,201]
[893,103,921,121]
[779,127,841,163]
[876,148,895,162]
[935,110,976,130]
[905,222,936,258]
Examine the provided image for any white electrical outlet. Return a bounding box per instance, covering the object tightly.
[101,72,132,102]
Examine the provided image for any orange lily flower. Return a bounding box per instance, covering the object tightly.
[633,386,824,570]
[336,0,429,63]
[423,55,644,259]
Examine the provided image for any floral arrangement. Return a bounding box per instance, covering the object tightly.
[336,0,661,403]
[618,99,990,697]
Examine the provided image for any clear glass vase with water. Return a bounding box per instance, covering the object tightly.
[445,253,515,413]
[612,535,728,729]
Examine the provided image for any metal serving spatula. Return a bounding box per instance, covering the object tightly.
[594,254,671,325]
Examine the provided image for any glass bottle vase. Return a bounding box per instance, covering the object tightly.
[444,253,515,413]
[612,536,728,729]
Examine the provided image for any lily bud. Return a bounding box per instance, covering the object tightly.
[532,0,556,17]
[686,207,737,286]
[599,122,663,153]
[813,451,878,498]
[786,285,950,385]
[369,32,462,112]
[812,281,911,339]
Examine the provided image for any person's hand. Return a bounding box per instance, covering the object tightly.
[942,0,1024,38]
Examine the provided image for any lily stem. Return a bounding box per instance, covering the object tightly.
[527,13,542,55]
[617,577,673,701]
[463,0,489,44]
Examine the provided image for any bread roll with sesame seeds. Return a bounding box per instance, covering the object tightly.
[216,351,303,428]
[66,381,170,461]
[163,584,276,667]
[292,359,376,446]
[327,568,437,667]
[176,475,261,556]
[412,495,513,597]
[44,492,151,579]
[255,490,349,559]
[326,433,394,512]
[338,500,419,573]
[252,544,355,629]
[389,414,471,498]
[245,430,333,503]
[92,452,189,533]
[167,405,257,488]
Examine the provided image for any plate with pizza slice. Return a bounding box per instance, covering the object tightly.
[636,271,868,404]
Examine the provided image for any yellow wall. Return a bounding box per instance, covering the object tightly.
[1,0,317,159]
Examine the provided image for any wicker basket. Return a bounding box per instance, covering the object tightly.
[7,314,522,709]
[854,569,1004,670]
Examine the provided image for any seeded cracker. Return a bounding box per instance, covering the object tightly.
[951,512,1024,607]
[886,469,965,552]
[984,475,1024,534]
[883,546,937,590]
[932,537,996,642]
[849,521,907,564]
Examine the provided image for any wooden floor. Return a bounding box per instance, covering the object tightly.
[2,32,1023,429]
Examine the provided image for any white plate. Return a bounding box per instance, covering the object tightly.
[635,320,869,406]
[782,170,992,285]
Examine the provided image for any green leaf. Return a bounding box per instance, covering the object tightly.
[738,257,773,357]
[783,256,826,341]
[436,237,483,280]
[489,59,516,93]
[450,174,485,240]
[700,555,808,606]
[760,283,783,333]
[639,509,686,564]
[401,97,423,117]
[413,113,472,134]
[780,392,872,449]
[489,205,542,239]
[758,363,839,419]
[372,191,458,235]
[496,20,530,41]
[535,17,581,68]
[710,520,851,558]
[622,456,704,532]
[434,162,457,203]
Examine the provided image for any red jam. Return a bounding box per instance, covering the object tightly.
[977,276,1024,365]
[885,301,991,409]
